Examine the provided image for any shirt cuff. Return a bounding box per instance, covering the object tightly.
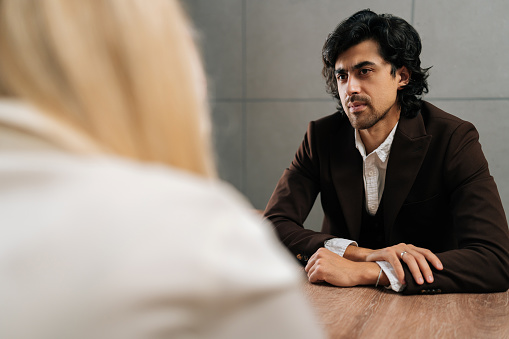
[376,261,406,292]
[324,238,358,257]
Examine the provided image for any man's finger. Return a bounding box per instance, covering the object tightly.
[410,246,443,270]
[410,251,434,283]
[423,251,443,270]
[304,253,317,273]
[389,255,406,284]
[307,263,324,283]
[402,254,424,285]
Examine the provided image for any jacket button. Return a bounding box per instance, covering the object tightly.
[296,254,303,260]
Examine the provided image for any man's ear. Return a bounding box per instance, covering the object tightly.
[397,66,411,90]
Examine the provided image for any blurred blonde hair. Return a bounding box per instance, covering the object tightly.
[0,0,216,178]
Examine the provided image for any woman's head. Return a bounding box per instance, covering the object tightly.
[0,0,215,177]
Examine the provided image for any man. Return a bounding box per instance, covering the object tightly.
[264,9,509,294]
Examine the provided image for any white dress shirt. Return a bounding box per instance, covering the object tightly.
[355,123,397,216]
[325,122,404,292]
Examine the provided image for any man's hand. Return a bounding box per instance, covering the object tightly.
[305,248,386,287]
[365,243,443,285]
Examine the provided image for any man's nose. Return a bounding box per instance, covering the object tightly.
[346,76,361,96]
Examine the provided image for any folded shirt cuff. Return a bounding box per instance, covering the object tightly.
[324,238,358,257]
[376,261,406,292]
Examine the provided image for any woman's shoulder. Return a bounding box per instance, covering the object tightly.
[1,152,298,276]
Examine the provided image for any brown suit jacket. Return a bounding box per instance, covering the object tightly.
[264,101,509,294]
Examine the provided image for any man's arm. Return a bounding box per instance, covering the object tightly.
[398,121,509,294]
[264,121,336,262]
[344,243,443,285]
[266,120,446,288]
[305,248,390,287]
[331,121,509,294]
[343,121,509,294]
[321,240,443,290]
[377,120,509,294]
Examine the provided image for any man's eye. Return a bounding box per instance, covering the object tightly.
[360,68,371,75]
[337,74,347,80]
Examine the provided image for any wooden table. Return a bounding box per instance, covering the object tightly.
[303,282,509,338]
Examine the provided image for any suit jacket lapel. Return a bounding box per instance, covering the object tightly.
[383,113,432,243]
[330,122,364,240]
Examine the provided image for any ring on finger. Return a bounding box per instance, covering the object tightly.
[401,251,407,259]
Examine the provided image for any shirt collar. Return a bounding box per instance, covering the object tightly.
[354,122,399,162]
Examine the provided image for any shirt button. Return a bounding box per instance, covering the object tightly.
[368,171,374,176]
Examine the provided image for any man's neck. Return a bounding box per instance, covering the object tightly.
[358,115,400,154]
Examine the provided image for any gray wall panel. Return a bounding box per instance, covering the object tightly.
[246,0,412,99]
[245,101,336,229]
[415,0,509,98]
[183,0,243,99]
[210,102,243,190]
[245,101,335,206]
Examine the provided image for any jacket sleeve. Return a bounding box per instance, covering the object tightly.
[403,121,509,294]
[264,121,335,263]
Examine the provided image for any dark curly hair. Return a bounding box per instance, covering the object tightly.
[322,9,430,118]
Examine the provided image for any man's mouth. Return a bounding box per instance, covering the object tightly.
[348,102,367,113]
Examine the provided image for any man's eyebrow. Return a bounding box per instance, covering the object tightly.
[353,61,376,69]
[334,61,377,75]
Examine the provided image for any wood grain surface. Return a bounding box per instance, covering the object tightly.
[303,282,509,339]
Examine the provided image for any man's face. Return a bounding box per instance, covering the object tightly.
[334,39,407,130]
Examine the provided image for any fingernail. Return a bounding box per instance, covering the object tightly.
[418,277,424,284]
[428,275,434,283]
